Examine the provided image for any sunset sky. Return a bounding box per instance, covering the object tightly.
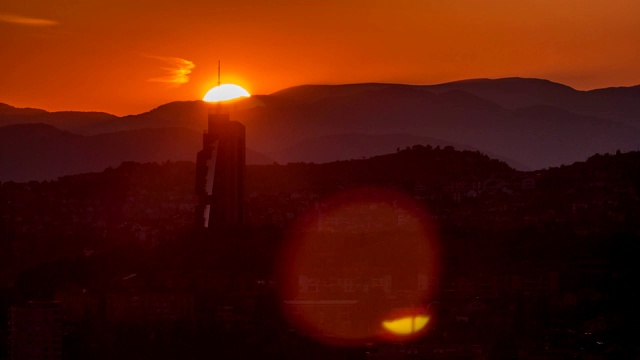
[2,0,639,116]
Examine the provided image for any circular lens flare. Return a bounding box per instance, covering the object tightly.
[277,186,440,346]
[203,84,251,102]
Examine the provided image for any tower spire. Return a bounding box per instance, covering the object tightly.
[216,60,222,112]
[196,59,246,229]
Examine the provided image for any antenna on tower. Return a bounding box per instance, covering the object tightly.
[216,60,222,113]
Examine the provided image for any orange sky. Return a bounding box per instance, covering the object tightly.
[2,0,639,116]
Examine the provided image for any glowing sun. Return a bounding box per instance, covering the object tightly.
[203,84,251,102]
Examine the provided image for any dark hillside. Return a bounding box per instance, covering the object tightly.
[248,145,514,194]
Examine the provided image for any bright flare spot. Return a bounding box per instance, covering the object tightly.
[203,84,251,103]
[383,316,429,335]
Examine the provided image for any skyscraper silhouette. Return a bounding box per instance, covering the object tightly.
[195,105,245,228]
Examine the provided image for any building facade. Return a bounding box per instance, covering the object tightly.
[195,110,246,228]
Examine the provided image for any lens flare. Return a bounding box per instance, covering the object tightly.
[277,186,440,346]
[383,315,429,335]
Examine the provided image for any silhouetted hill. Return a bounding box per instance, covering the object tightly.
[589,84,640,98]
[270,83,393,103]
[2,77,640,176]
[269,132,529,169]
[271,78,581,112]
[248,145,515,194]
[0,124,273,182]
[426,77,579,109]
[271,133,469,163]
[0,103,117,134]
[425,78,640,126]
[271,78,640,127]
[248,81,639,169]
[241,85,640,169]
[88,101,210,134]
[0,103,47,116]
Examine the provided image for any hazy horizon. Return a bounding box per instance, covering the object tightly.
[2,76,639,117]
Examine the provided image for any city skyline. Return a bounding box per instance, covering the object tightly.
[2,0,639,115]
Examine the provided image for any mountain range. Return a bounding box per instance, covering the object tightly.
[2,77,639,181]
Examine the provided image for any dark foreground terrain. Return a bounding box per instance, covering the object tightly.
[1,146,639,359]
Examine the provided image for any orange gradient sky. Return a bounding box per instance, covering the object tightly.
[2,0,639,116]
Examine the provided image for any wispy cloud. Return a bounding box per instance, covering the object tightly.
[146,55,195,85]
[0,13,59,26]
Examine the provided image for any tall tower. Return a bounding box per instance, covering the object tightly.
[195,64,246,229]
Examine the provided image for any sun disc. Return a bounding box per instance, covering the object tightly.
[203,84,251,103]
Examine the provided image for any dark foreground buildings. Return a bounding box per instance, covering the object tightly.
[195,106,245,228]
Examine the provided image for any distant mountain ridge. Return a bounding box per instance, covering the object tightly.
[2,77,640,181]
[0,124,272,182]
